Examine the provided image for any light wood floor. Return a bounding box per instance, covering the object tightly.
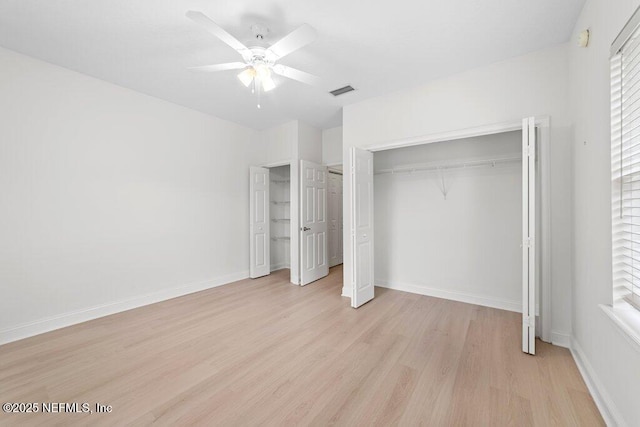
[0,266,602,426]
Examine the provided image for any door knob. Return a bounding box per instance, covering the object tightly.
[302,227,311,231]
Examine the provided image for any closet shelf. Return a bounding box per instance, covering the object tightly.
[271,179,290,183]
[271,218,290,223]
[271,201,290,205]
[271,236,291,241]
[375,155,521,175]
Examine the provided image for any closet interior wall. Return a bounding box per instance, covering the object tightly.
[373,131,525,312]
[269,165,291,272]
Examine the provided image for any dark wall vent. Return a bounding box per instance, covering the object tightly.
[329,85,355,96]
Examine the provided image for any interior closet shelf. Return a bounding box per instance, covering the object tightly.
[271,201,290,205]
[271,236,291,241]
[271,179,290,183]
[375,155,522,175]
[271,218,290,223]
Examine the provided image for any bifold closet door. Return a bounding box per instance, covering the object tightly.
[350,147,374,308]
[250,166,270,278]
[300,160,329,286]
[522,117,537,355]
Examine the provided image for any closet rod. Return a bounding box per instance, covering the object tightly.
[374,155,521,176]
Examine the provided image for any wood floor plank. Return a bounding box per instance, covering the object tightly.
[0,266,603,426]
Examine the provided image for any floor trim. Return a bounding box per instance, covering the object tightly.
[270,263,290,273]
[550,331,571,348]
[570,337,625,427]
[0,270,249,345]
[376,279,521,313]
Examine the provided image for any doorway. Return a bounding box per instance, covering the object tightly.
[345,118,548,355]
[250,160,331,286]
[328,169,344,268]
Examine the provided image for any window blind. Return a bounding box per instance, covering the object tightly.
[612,19,640,310]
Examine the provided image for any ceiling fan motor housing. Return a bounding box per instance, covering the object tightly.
[243,46,275,67]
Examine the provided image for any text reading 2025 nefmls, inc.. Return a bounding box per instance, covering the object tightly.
[2,402,113,414]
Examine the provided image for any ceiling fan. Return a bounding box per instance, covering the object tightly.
[186,11,320,103]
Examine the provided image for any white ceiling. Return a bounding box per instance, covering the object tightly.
[0,0,585,130]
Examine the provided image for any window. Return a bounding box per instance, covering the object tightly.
[612,9,640,310]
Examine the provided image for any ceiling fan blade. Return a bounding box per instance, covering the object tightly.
[266,24,317,60]
[186,11,250,58]
[188,62,247,72]
[272,64,320,86]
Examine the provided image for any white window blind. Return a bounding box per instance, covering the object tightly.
[612,18,640,310]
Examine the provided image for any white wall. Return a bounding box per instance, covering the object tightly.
[298,121,323,164]
[259,121,297,166]
[0,47,259,343]
[374,133,523,311]
[258,120,322,166]
[569,1,640,425]
[343,43,573,341]
[322,126,343,166]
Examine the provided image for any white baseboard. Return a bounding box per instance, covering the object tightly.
[376,279,521,313]
[0,270,249,345]
[270,263,290,272]
[550,331,571,348]
[570,337,625,427]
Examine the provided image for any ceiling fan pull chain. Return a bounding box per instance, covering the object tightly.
[257,80,262,109]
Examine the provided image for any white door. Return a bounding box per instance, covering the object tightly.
[350,148,374,308]
[328,172,343,267]
[250,166,270,278]
[522,117,537,355]
[300,160,329,285]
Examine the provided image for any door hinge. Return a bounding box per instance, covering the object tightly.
[524,315,535,327]
[524,237,533,248]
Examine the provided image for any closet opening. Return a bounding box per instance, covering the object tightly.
[269,164,291,273]
[327,167,344,268]
[249,162,298,284]
[346,118,548,355]
[250,159,331,287]
[373,130,527,312]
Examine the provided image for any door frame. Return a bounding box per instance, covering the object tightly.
[343,117,552,343]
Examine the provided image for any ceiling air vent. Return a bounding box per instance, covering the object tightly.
[329,85,355,96]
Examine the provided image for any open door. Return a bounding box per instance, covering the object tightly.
[300,160,329,285]
[522,117,536,355]
[350,147,375,308]
[250,166,270,278]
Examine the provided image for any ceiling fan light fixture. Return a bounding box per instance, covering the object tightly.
[237,67,256,87]
[255,64,270,79]
[262,75,276,92]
